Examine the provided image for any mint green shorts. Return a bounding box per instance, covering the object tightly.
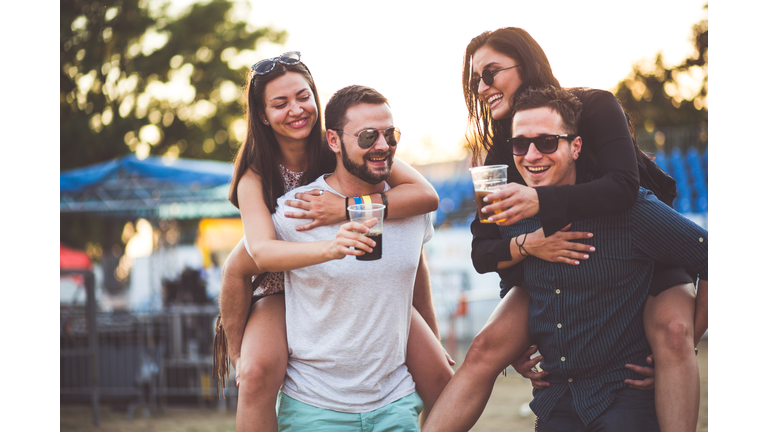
[277,391,423,432]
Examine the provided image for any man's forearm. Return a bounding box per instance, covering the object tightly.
[413,250,440,340]
[693,279,708,346]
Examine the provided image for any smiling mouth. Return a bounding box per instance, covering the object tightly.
[288,118,309,128]
[366,154,390,165]
[526,166,550,174]
[487,94,503,107]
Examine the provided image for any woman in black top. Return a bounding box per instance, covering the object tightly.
[423,28,706,432]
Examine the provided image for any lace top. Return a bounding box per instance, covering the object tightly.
[252,164,304,298]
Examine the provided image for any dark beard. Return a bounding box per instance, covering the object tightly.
[340,137,392,185]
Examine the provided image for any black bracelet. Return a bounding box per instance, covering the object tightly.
[515,232,530,257]
[345,197,350,221]
[380,192,388,219]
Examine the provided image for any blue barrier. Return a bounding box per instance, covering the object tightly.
[669,148,692,213]
[686,148,708,212]
[426,146,707,226]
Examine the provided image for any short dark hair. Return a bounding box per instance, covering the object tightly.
[512,86,583,135]
[325,85,389,132]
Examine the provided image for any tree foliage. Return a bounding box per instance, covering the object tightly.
[613,5,708,135]
[61,0,286,171]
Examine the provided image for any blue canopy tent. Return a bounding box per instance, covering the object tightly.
[60,154,239,219]
[60,155,244,424]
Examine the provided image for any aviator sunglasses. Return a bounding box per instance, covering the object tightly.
[471,64,520,94]
[335,127,402,149]
[506,134,577,156]
[251,51,302,75]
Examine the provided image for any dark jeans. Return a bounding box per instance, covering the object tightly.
[536,387,660,432]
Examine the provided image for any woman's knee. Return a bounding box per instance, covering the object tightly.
[464,328,503,366]
[645,285,696,359]
[649,315,693,359]
[238,357,284,397]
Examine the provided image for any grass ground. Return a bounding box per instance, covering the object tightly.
[61,340,708,431]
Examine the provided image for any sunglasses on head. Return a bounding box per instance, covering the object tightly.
[251,51,302,75]
[470,64,520,94]
[506,134,577,156]
[336,127,401,149]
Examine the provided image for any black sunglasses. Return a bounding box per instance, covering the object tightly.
[471,64,520,94]
[336,127,401,149]
[506,134,577,156]
[251,51,302,75]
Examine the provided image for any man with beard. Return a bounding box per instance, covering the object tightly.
[272,85,435,431]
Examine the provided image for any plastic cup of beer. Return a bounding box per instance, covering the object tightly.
[347,203,385,260]
[469,164,508,224]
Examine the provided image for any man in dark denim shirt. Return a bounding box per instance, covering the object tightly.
[497,87,708,431]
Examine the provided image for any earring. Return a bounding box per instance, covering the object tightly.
[263,119,269,125]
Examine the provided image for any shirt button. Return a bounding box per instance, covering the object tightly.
[568,378,573,383]
[699,237,704,242]
[557,323,562,329]
[560,356,566,362]
[555,289,561,294]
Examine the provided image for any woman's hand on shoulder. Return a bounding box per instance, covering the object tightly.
[523,225,595,265]
[285,189,346,231]
[483,183,539,226]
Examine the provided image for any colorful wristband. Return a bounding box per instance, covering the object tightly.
[362,195,372,205]
[353,196,362,205]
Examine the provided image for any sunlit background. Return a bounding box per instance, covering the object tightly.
[157,0,708,165]
[52,1,729,430]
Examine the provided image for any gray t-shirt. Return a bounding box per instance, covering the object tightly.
[272,174,434,413]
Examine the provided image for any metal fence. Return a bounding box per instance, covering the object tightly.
[60,303,237,422]
[60,270,490,424]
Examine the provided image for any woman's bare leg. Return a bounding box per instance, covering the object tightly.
[422,286,531,432]
[219,241,288,432]
[406,306,454,424]
[643,283,698,432]
[235,294,288,432]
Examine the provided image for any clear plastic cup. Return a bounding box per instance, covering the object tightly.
[469,165,508,223]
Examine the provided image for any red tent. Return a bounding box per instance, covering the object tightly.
[60,243,93,271]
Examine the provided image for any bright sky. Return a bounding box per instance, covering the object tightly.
[170,0,708,165]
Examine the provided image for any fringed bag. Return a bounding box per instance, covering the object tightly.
[212,272,268,399]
